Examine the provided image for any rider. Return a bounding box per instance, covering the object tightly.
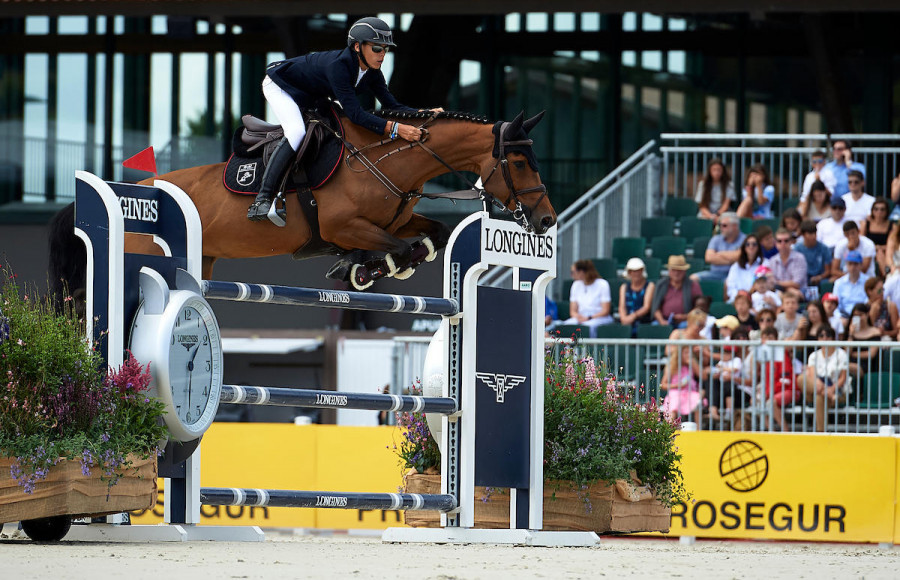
[248,16,425,222]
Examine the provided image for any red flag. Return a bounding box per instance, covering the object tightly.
[122,146,158,175]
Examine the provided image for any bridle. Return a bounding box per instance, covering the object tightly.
[317,112,549,233]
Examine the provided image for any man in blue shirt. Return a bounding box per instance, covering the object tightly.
[832,250,869,320]
[694,212,745,281]
[793,219,832,291]
[825,139,866,198]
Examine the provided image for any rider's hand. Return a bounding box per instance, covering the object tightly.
[397,123,422,142]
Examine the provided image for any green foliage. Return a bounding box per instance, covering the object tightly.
[0,270,167,493]
[544,343,688,506]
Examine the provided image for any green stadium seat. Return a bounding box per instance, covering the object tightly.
[780,197,801,213]
[859,373,900,409]
[561,279,575,300]
[691,236,711,259]
[556,301,570,320]
[709,301,737,319]
[611,237,647,267]
[593,324,632,339]
[679,216,715,242]
[636,324,673,339]
[686,257,708,275]
[608,279,624,310]
[591,257,619,281]
[756,218,780,234]
[665,197,699,220]
[819,279,834,295]
[640,216,675,240]
[554,324,586,340]
[699,279,726,302]
[643,256,662,280]
[739,217,755,235]
[650,236,687,263]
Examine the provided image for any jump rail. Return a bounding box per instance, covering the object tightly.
[220,384,458,415]
[200,488,457,512]
[201,280,459,316]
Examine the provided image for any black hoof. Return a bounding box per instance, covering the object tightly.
[326,259,353,282]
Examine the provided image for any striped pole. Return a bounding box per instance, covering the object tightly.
[200,488,457,512]
[201,280,459,316]
[220,385,458,415]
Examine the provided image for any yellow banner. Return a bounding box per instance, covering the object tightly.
[671,432,896,543]
[130,423,409,529]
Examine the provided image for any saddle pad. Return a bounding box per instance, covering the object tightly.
[223,107,344,195]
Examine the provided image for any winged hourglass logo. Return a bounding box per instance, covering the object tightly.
[475,372,527,403]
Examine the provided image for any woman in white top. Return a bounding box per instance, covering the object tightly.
[694,159,736,224]
[800,180,832,223]
[800,325,849,432]
[725,234,762,302]
[562,259,613,337]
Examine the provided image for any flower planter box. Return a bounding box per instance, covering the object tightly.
[403,473,670,534]
[0,455,157,524]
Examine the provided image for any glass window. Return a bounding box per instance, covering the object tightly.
[526,13,548,32]
[667,51,686,74]
[642,51,663,71]
[505,13,521,32]
[553,13,576,32]
[580,13,600,32]
[642,13,663,31]
[25,16,49,35]
[59,16,88,34]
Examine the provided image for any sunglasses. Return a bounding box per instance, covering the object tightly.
[369,44,390,53]
[745,241,758,247]
[775,238,791,244]
[811,159,825,164]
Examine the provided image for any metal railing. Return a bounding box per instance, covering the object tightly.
[661,133,900,207]
[481,141,661,293]
[390,335,900,435]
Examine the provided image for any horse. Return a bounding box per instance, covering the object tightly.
[49,109,556,301]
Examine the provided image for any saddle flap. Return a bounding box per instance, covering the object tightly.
[242,114,281,133]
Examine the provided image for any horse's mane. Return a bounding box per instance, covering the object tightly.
[374,109,493,125]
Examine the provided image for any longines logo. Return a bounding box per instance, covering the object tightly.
[719,440,769,492]
[475,372,526,403]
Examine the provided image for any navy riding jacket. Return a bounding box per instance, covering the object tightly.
[265,48,415,136]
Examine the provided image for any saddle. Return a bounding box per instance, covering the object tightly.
[222,106,344,196]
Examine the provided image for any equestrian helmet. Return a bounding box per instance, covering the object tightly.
[347,17,396,48]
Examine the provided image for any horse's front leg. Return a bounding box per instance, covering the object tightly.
[388,214,451,280]
[322,220,413,290]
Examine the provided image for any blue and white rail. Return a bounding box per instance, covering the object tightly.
[220,384,458,415]
[201,280,459,316]
[200,488,456,512]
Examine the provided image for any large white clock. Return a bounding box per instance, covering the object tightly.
[129,268,223,442]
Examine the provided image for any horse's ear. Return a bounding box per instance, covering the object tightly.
[507,111,525,135]
[522,110,546,134]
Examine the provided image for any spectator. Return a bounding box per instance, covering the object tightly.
[860,197,892,275]
[709,342,742,423]
[780,208,802,242]
[750,307,777,340]
[545,295,560,332]
[715,315,740,340]
[841,170,875,227]
[798,300,829,341]
[765,228,808,295]
[866,276,899,340]
[800,325,849,432]
[844,303,882,378]
[775,290,802,339]
[832,251,869,320]
[831,221,876,280]
[659,344,703,423]
[746,327,797,431]
[693,295,717,339]
[755,225,778,259]
[821,292,845,337]
[562,259,613,337]
[825,139,866,198]
[793,220,832,292]
[725,234,763,302]
[651,255,702,328]
[750,269,781,314]
[695,158,736,223]
[618,257,655,337]
[884,219,900,275]
[736,163,775,219]
[800,180,832,223]
[693,212,745,282]
[885,269,900,306]
[733,291,758,331]
[816,196,849,249]
[890,171,900,220]
[799,150,837,209]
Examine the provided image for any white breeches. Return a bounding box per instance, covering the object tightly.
[262,75,306,150]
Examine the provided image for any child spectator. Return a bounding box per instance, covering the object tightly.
[775,290,802,339]
[695,158,736,223]
[751,267,781,314]
[709,343,743,423]
[821,292,845,337]
[831,220,875,280]
[545,295,559,332]
[817,197,849,249]
[793,220,832,292]
[755,327,798,432]
[562,259,613,337]
[733,291,758,330]
[799,151,837,209]
[780,208,802,242]
[693,295,717,339]
[832,250,869,320]
[754,225,778,259]
[800,325,849,432]
[736,163,775,219]
[660,344,703,423]
[749,308,777,340]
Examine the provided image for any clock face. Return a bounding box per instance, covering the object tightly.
[168,301,221,427]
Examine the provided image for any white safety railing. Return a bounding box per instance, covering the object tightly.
[662,133,900,205]
[391,335,900,435]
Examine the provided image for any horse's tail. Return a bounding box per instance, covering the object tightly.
[47,202,87,313]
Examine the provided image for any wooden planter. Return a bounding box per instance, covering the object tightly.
[0,455,158,524]
[403,472,670,534]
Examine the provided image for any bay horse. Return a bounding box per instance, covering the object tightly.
[49,109,555,302]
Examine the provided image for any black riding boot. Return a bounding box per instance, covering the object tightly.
[247,137,296,222]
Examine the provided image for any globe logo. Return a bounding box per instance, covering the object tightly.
[719,440,769,492]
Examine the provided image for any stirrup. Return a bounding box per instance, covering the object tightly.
[266,191,287,227]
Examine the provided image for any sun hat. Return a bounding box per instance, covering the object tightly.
[625,257,646,272]
[715,315,740,330]
[666,255,690,271]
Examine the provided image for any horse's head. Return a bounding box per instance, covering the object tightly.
[482,111,556,234]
